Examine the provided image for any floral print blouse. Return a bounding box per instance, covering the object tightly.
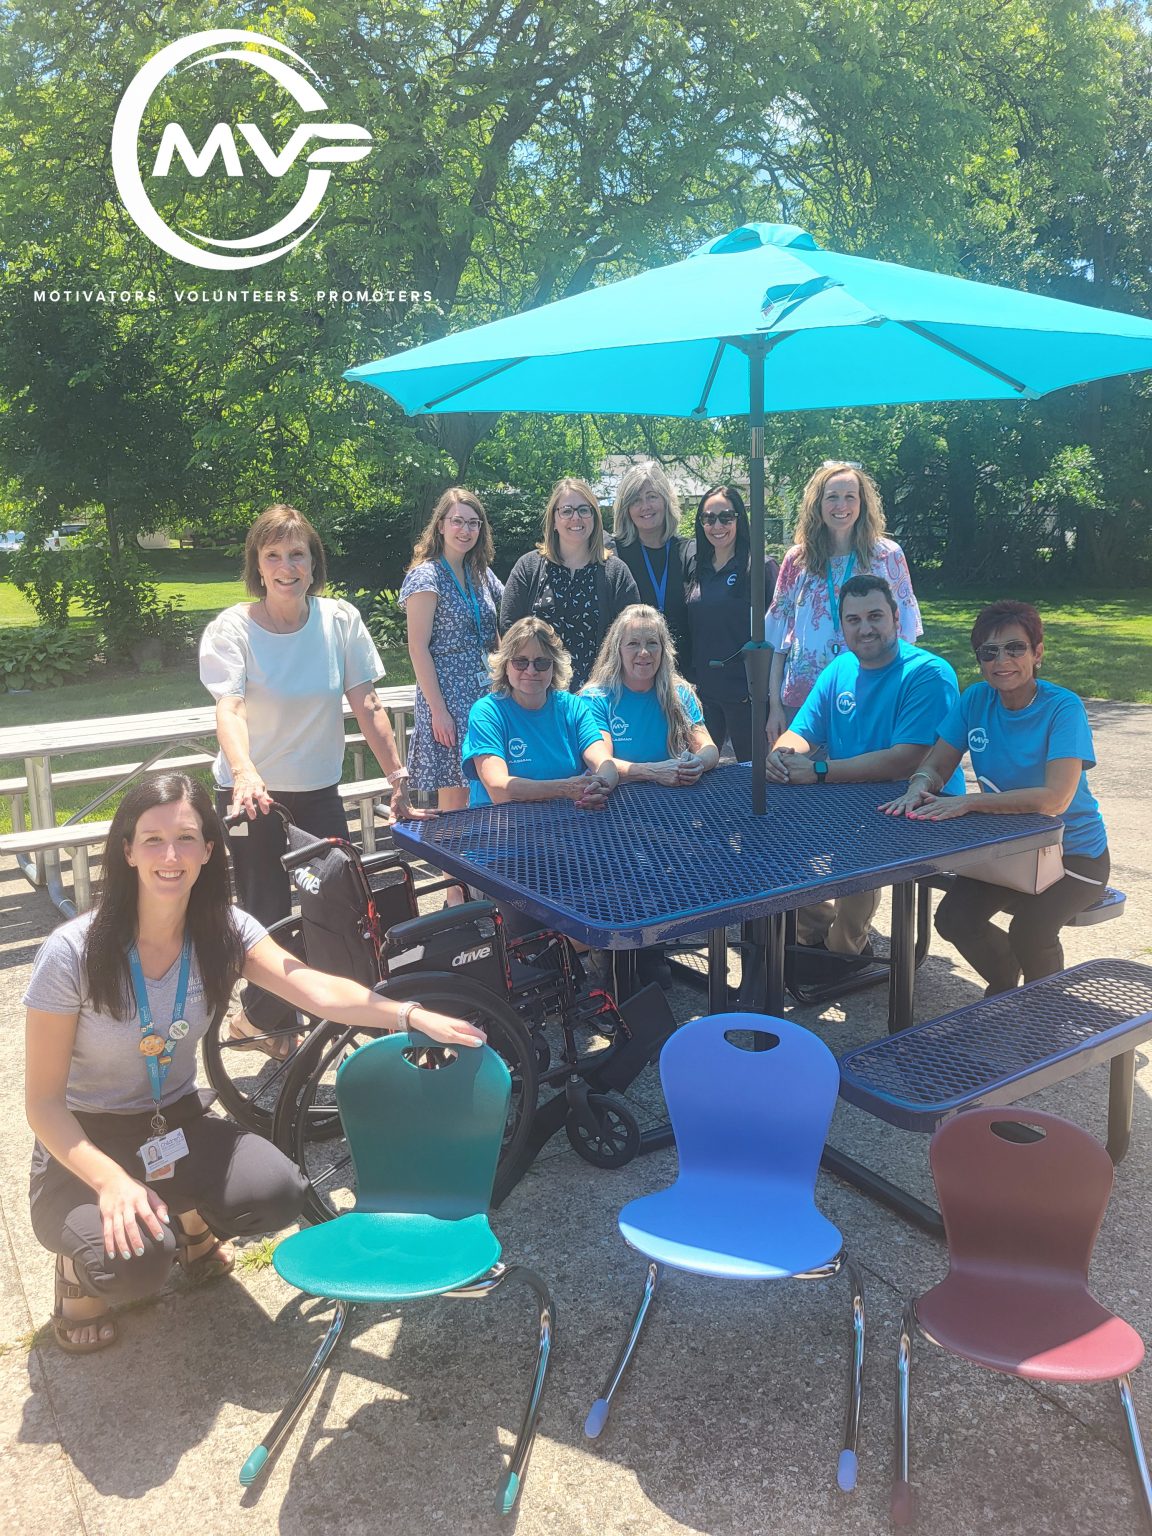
[764,537,922,709]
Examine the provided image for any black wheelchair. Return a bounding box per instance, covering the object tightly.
[203,805,675,1222]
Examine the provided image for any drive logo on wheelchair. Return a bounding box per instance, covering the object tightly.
[452,944,493,967]
[291,866,322,896]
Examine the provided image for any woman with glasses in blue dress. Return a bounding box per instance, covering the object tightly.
[500,479,639,692]
[400,488,503,828]
[881,601,1110,995]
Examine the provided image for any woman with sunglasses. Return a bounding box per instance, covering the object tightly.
[582,605,717,785]
[881,601,1109,995]
[766,461,921,744]
[499,478,639,692]
[684,486,781,762]
[462,617,618,809]
[610,461,695,669]
[400,488,503,821]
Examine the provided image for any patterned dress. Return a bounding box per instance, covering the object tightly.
[764,537,922,710]
[399,559,504,790]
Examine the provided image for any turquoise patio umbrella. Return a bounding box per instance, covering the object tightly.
[347,223,1152,811]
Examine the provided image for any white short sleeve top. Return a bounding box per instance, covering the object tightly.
[199,596,384,791]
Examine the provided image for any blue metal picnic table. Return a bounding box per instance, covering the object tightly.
[392,763,1062,1032]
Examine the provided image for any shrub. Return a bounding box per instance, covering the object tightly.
[331,584,406,655]
[0,626,96,691]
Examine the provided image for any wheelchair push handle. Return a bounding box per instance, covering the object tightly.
[223,799,294,834]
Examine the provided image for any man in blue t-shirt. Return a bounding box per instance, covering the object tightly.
[766,574,963,959]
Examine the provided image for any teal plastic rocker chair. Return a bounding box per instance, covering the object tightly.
[584,1014,865,1491]
[239,1033,556,1515]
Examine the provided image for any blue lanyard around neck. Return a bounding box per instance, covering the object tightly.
[128,935,192,1109]
[825,551,857,638]
[639,542,670,611]
[440,557,486,644]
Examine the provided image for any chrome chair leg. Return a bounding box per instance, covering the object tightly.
[445,1262,557,1515]
[1116,1375,1152,1532]
[240,1299,350,1487]
[585,1260,660,1439]
[838,1258,865,1491]
[891,1300,918,1525]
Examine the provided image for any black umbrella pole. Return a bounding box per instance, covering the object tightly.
[746,341,769,815]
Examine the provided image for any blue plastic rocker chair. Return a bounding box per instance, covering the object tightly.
[239,1033,556,1515]
[583,1013,865,1491]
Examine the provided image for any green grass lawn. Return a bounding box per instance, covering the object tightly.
[918,593,1152,703]
[0,551,246,627]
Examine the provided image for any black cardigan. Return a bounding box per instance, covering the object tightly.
[614,535,696,670]
[498,550,641,686]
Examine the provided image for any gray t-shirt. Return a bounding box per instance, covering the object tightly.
[23,910,267,1113]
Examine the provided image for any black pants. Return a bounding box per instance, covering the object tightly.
[934,848,1111,995]
[30,1093,308,1303]
[701,696,756,764]
[217,784,350,1028]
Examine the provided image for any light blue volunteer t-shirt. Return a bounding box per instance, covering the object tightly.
[580,682,703,764]
[937,679,1107,858]
[462,689,604,807]
[791,640,966,794]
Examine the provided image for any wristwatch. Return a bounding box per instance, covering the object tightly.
[812,759,829,784]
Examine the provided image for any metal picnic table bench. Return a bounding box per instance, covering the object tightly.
[831,958,1152,1235]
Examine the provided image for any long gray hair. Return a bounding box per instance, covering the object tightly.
[585,604,699,756]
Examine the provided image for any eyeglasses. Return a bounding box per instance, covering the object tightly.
[556,505,595,521]
[701,511,736,527]
[509,655,554,673]
[445,517,482,532]
[976,641,1030,662]
[820,459,863,470]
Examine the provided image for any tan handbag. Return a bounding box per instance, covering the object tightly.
[943,842,1064,894]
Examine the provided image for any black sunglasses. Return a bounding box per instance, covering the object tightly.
[976,641,1030,662]
[509,655,554,673]
[701,511,737,526]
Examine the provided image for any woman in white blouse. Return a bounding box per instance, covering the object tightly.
[198,504,409,1054]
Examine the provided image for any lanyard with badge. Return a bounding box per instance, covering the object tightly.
[640,543,670,611]
[440,557,491,688]
[130,937,193,1181]
[825,552,857,656]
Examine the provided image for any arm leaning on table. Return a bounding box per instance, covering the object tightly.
[473,738,618,809]
[880,744,1083,822]
[463,691,619,809]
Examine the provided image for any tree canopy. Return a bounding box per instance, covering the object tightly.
[1,0,1150,593]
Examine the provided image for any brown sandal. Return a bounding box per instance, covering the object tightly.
[176,1226,236,1284]
[52,1256,118,1355]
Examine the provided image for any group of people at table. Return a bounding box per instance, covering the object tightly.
[23,459,1110,1356]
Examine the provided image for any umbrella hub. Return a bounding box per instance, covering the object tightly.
[691,224,819,257]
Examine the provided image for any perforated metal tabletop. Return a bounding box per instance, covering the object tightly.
[393,764,1061,949]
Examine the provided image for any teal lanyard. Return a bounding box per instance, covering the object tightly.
[440,558,486,645]
[128,936,192,1126]
[825,552,857,651]
[640,543,670,610]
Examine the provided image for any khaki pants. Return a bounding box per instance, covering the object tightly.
[795,888,881,956]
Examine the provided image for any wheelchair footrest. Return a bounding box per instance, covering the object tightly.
[585,983,676,1093]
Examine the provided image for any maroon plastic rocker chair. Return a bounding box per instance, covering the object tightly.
[892,1108,1152,1529]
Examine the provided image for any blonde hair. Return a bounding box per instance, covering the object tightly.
[243,505,326,597]
[612,460,681,547]
[539,478,606,564]
[585,604,698,756]
[488,616,573,695]
[793,461,887,577]
[408,487,494,575]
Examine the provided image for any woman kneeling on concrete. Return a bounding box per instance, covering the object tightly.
[881,601,1109,996]
[24,772,483,1355]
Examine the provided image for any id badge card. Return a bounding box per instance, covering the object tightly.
[139,1126,189,1182]
[476,667,490,688]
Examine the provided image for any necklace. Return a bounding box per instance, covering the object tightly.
[258,598,307,634]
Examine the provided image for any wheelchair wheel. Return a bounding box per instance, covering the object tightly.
[273,973,540,1225]
[566,1094,641,1168]
[200,915,326,1137]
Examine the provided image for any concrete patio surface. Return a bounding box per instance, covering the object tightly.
[1,697,1149,1536]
